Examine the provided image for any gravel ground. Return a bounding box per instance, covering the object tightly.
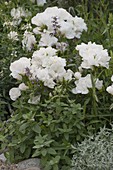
[0,160,18,170]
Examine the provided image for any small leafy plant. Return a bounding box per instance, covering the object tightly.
[1,85,86,170]
[71,124,113,170]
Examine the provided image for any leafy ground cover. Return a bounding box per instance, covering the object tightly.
[1,0,113,169]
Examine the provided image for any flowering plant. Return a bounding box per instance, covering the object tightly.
[1,0,113,170]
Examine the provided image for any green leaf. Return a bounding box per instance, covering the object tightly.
[64,133,69,141]
[47,148,57,155]
[19,123,28,134]
[32,124,41,133]
[53,164,59,170]
[54,156,60,163]
[20,143,26,153]
[41,148,47,156]
[32,149,40,157]
[24,147,31,159]
[0,135,5,141]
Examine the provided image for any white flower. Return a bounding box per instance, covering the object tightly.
[31,7,87,39]
[59,21,75,39]
[61,69,73,81]
[19,83,29,91]
[8,31,18,41]
[95,79,103,90]
[72,16,87,38]
[3,21,13,27]
[21,23,32,30]
[111,75,113,82]
[72,74,92,94]
[44,79,56,88]
[28,95,41,104]
[11,7,25,20]
[10,57,31,80]
[10,7,31,26]
[22,30,36,51]
[74,72,81,79]
[106,76,113,95]
[35,68,50,82]
[106,85,113,95]
[11,7,31,19]
[30,47,72,88]
[12,19,22,26]
[39,31,58,47]
[72,74,103,94]
[76,42,111,69]
[36,0,46,6]
[31,47,57,67]
[9,87,21,101]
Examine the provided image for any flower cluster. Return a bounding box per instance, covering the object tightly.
[22,30,36,51]
[72,74,103,94]
[71,42,110,95]
[8,7,88,101]
[9,47,73,100]
[31,6,87,44]
[10,7,31,26]
[76,42,111,69]
[8,6,111,102]
[8,31,19,41]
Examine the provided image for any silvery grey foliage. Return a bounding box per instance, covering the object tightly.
[72,125,113,170]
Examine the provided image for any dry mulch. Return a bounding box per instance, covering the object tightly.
[0,160,18,170]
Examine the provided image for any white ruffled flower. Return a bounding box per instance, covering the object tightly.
[74,72,81,79]
[10,7,31,26]
[19,83,29,91]
[36,0,46,6]
[72,16,87,38]
[10,57,31,80]
[111,75,113,82]
[39,31,58,47]
[95,79,103,90]
[63,69,73,81]
[106,85,113,95]
[72,74,92,94]
[31,47,57,68]
[10,46,73,90]
[30,47,72,88]
[9,87,21,101]
[11,7,31,19]
[76,42,111,69]
[44,78,56,89]
[72,74,103,94]
[11,7,26,20]
[31,7,87,39]
[22,30,36,51]
[8,31,18,41]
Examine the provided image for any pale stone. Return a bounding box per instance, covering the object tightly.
[17,158,41,170]
[23,168,40,170]
[0,153,6,162]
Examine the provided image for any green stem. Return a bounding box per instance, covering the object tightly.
[90,72,97,116]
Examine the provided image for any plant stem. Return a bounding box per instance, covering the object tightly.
[90,72,97,116]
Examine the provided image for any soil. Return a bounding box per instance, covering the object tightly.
[0,160,18,170]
